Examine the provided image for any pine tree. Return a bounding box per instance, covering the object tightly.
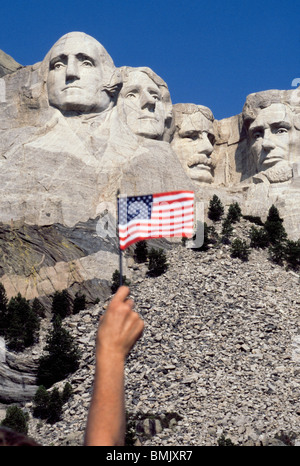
[31,297,46,318]
[0,405,28,435]
[46,387,63,424]
[0,283,8,336]
[51,289,71,320]
[72,291,86,314]
[147,248,168,276]
[227,202,242,223]
[221,217,233,243]
[111,270,130,293]
[33,385,50,420]
[284,239,300,270]
[230,238,250,261]
[264,205,287,245]
[134,240,148,263]
[250,225,269,249]
[208,195,224,221]
[6,293,40,352]
[37,317,80,388]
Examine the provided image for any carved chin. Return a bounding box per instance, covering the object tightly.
[262,161,293,183]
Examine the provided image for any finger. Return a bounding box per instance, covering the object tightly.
[111,285,130,303]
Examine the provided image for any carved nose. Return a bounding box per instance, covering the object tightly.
[262,137,276,151]
[196,134,213,156]
[66,59,80,81]
[140,91,156,110]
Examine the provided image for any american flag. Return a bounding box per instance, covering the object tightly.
[118,190,194,250]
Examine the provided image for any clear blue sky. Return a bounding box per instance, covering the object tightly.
[1,0,299,119]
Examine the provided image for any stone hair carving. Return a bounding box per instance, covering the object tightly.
[242,90,300,183]
[116,66,173,141]
[171,103,216,185]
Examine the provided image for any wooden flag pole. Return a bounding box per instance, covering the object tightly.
[116,189,123,287]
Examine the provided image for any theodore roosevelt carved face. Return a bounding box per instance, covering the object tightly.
[171,104,216,184]
[117,67,172,140]
[46,32,115,114]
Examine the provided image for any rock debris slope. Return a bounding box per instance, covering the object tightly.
[25,222,300,446]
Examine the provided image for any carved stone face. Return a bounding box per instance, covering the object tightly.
[249,103,293,173]
[171,112,215,184]
[47,32,111,113]
[118,70,166,139]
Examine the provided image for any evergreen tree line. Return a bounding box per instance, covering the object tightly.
[205,194,300,268]
[0,286,86,352]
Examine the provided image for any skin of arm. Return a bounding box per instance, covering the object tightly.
[84,286,144,446]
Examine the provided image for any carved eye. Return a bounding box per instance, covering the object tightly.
[275,128,288,134]
[82,60,93,67]
[125,92,137,99]
[53,62,64,70]
[183,132,198,141]
[150,93,161,101]
[252,131,263,140]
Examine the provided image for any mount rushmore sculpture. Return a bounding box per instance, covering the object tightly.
[0,31,299,303]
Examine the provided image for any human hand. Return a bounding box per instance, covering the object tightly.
[97,286,144,360]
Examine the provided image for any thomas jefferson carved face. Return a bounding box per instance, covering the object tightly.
[248,103,294,182]
[47,32,112,114]
[118,70,166,139]
[171,109,216,184]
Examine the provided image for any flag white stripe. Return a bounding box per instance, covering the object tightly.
[119,213,194,229]
[119,228,194,246]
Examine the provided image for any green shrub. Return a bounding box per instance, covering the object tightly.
[36,317,80,388]
[268,242,286,266]
[46,387,64,424]
[33,382,72,424]
[5,293,40,352]
[32,385,50,420]
[0,283,8,336]
[111,270,131,293]
[249,226,269,249]
[134,240,148,263]
[72,291,86,314]
[0,406,28,435]
[264,205,287,245]
[208,195,224,221]
[227,202,242,223]
[62,382,73,403]
[284,239,300,270]
[31,298,46,318]
[51,289,72,320]
[147,248,168,276]
[221,217,233,243]
[217,434,236,446]
[230,238,250,261]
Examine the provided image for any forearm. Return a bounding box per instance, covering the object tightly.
[84,351,126,446]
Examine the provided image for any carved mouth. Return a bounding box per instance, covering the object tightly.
[138,116,158,121]
[189,163,211,171]
[262,154,285,166]
[62,86,82,91]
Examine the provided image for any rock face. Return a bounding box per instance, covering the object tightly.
[0,50,22,77]
[0,32,299,406]
[17,218,300,446]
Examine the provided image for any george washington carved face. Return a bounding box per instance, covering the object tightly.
[47,32,115,114]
